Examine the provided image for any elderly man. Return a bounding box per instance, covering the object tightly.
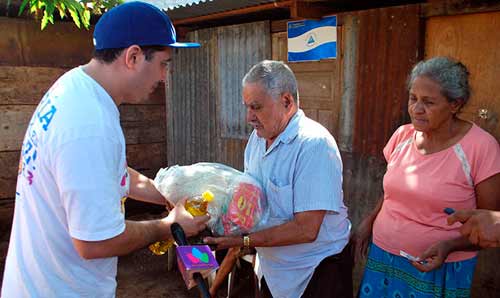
[1,2,208,297]
[205,60,352,298]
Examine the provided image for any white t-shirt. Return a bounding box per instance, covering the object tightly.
[1,67,129,298]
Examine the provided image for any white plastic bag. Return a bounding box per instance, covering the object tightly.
[154,162,269,236]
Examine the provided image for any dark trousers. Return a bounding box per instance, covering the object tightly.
[258,243,353,298]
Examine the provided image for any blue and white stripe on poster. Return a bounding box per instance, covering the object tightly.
[287,16,337,62]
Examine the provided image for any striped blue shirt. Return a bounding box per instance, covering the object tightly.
[244,109,351,298]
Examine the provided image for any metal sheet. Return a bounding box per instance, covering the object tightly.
[132,0,208,10]
[352,4,422,157]
[165,0,282,20]
[167,21,270,167]
[169,27,216,165]
[218,21,271,139]
[339,14,359,153]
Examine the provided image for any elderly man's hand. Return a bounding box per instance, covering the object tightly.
[203,235,243,250]
[163,198,209,237]
[447,209,500,248]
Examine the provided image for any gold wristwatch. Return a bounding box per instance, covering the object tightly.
[243,234,251,248]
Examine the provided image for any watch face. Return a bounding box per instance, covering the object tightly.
[243,235,250,247]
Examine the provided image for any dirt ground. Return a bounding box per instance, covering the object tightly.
[116,247,255,298]
[116,210,255,298]
[116,247,200,298]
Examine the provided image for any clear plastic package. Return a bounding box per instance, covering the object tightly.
[154,162,269,236]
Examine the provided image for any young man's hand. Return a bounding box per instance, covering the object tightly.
[163,198,209,237]
[448,209,500,248]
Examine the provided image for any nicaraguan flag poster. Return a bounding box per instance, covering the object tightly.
[287,16,337,62]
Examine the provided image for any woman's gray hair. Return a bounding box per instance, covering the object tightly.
[407,56,471,106]
[242,60,299,102]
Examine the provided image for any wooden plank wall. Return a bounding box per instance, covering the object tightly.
[0,17,168,280]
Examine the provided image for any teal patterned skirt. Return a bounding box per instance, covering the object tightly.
[359,242,477,298]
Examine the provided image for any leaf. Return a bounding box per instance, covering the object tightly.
[41,9,49,30]
[60,0,83,28]
[18,0,29,15]
[21,0,121,30]
[29,0,38,14]
[45,0,55,23]
[68,6,81,29]
[59,0,72,17]
[82,9,91,29]
[56,3,67,19]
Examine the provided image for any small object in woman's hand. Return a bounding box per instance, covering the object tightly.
[443,208,455,215]
[400,250,426,264]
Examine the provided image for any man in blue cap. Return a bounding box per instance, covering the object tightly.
[1,2,208,297]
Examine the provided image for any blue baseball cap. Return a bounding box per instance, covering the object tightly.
[93,1,200,50]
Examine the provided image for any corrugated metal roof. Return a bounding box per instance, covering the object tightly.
[163,0,284,20]
[129,0,285,20]
[167,0,208,9]
[135,0,209,10]
[122,0,198,10]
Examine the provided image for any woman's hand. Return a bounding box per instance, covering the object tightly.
[350,217,374,263]
[412,240,452,272]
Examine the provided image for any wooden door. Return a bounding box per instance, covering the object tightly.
[426,12,500,141]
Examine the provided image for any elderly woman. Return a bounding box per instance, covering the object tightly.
[353,57,500,297]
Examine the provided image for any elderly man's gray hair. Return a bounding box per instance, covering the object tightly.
[407,56,471,106]
[242,60,299,103]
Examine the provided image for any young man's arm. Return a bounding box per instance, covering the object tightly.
[127,167,173,209]
[72,200,208,259]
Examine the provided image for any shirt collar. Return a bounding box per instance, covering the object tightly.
[262,109,304,154]
[279,109,303,144]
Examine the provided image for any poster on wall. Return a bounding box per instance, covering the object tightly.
[287,16,337,62]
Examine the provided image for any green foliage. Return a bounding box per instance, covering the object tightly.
[18,0,122,30]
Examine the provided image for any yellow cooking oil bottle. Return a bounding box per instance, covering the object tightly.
[148,190,214,255]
